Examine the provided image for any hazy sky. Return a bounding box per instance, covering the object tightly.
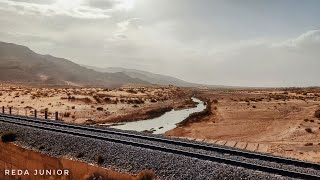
[0,0,320,87]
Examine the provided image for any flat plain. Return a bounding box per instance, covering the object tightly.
[166,88,320,162]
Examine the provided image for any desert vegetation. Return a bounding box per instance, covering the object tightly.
[0,84,193,125]
[166,87,320,163]
[1,131,17,142]
[95,154,104,165]
[176,99,213,127]
[136,170,155,180]
[315,109,320,119]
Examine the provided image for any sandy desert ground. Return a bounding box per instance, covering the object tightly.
[0,84,194,125]
[2,83,320,163]
[166,88,320,162]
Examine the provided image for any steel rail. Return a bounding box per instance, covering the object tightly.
[0,117,319,179]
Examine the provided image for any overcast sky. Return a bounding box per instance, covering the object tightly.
[0,0,320,87]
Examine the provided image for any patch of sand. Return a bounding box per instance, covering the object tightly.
[166,89,320,162]
[0,84,193,124]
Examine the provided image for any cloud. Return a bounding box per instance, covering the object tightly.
[85,0,115,9]
[273,30,320,53]
[116,18,141,33]
[193,30,320,87]
[85,0,135,11]
[0,0,136,19]
[0,0,112,19]
[0,0,319,87]
[10,0,55,4]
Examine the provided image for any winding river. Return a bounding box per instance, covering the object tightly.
[110,97,206,134]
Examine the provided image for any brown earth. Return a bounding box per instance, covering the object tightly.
[0,84,193,125]
[166,88,320,163]
[0,141,136,180]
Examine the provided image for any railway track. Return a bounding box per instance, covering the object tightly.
[0,113,319,179]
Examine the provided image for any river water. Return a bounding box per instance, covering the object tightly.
[110,97,206,134]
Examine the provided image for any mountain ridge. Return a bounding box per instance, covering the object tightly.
[0,41,148,87]
[83,66,200,87]
[0,41,229,88]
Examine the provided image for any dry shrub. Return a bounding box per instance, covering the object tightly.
[304,143,313,146]
[93,95,102,103]
[68,96,76,101]
[97,107,104,111]
[85,119,96,125]
[104,97,111,102]
[1,131,17,142]
[40,108,48,113]
[305,128,312,133]
[95,155,104,164]
[126,89,137,94]
[63,112,71,117]
[78,97,92,104]
[136,170,155,180]
[84,174,103,180]
[76,152,84,158]
[177,100,213,127]
[150,99,157,103]
[315,109,320,119]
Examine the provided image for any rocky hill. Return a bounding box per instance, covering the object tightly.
[0,41,148,87]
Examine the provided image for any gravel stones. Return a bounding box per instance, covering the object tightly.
[0,121,293,180]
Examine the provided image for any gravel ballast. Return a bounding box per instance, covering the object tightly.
[0,121,293,179]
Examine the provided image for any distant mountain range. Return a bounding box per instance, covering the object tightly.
[83,66,199,87]
[0,41,211,88]
[0,41,147,87]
